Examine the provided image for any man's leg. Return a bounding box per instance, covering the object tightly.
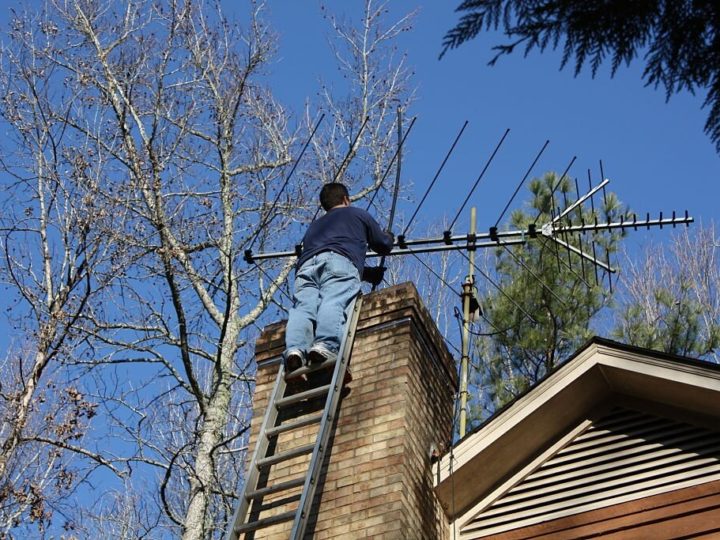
[312,253,360,360]
[284,262,320,370]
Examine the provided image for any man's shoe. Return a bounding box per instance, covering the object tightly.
[307,344,337,365]
[284,350,304,374]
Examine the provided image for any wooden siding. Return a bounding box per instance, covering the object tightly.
[483,479,720,539]
[461,406,720,538]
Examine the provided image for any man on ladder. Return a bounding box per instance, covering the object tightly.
[284,182,394,374]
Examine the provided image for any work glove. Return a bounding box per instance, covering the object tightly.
[386,230,395,245]
[362,265,386,286]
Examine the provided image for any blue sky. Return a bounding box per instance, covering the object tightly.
[235,1,718,246]
[1,0,715,359]
[0,2,716,533]
[1,0,716,263]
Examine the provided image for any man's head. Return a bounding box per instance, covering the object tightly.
[320,182,350,211]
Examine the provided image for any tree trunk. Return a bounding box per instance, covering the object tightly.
[182,320,240,540]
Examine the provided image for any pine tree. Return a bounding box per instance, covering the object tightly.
[469,172,625,420]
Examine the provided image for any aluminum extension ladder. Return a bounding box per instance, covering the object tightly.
[225,295,363,540]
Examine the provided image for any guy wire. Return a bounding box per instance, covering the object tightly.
[402,248,463,356]
[499,244,567,306]
[252,261,294,304]
[459,251,537,324]
[408,249,458,296]
[454,305,517,338]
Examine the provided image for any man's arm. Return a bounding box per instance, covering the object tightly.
[364,212,394,255]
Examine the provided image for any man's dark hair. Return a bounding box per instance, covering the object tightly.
[319,182,349,211]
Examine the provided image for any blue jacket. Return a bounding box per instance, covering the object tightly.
[297,206,393,275]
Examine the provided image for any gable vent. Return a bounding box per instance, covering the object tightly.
[462,406,720,538]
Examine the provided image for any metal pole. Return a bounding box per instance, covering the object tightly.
[373,106,402,292]
[459,207,476,437]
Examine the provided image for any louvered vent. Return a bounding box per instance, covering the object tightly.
[462,406,720,538]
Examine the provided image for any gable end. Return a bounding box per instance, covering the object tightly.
[461,405,720,538]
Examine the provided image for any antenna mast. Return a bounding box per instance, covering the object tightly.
[459,207,477,436]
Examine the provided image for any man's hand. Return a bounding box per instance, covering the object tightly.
[386,230,395,245]
[362,266,386,286]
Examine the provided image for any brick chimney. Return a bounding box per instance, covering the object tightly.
[246,282,457,539]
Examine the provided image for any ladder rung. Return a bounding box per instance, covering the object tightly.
[275,384,331,408]
[227,296,363,540]
[286,358,337,380]
[247,477,306,500]
[266,413,324,438]
[233,509,296,534]
[257,443,315,468]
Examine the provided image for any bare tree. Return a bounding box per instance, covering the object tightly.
[309,0,415,204]
[76,483,154,540]
[614,222,720,362]
[48,2,295,537]
[395,220,463,338]
[0,350,103,536]
[1,0,415,538]
[0,4,125,531]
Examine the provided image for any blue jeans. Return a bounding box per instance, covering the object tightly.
[285,251,360,357]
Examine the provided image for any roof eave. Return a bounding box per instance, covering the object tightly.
[434,340,720,519]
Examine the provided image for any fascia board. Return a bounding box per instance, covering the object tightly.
[437,344,600,478]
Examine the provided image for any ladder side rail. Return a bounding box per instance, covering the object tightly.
[226,362,288,540]
[290,295,364,539]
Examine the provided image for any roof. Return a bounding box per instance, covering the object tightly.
[434,337,720,520]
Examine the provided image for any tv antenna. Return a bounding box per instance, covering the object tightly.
[242,123,694,437]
